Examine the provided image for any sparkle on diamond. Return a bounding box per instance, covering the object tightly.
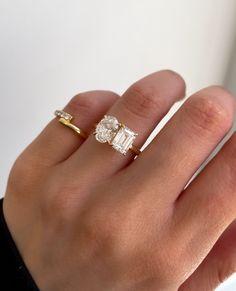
[112,126,137,155]
[95,115,119,143]
[95,115,138,155]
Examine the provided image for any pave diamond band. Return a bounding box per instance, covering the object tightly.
[94,115,141,156]
[54,110,87,139]
[55,110,73,121]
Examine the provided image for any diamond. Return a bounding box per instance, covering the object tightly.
[95,115,119,143]
[54,110,72,121]
[95,115,138,155]
[111,125,137,155]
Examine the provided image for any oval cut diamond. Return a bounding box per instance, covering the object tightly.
[95,115,119,143]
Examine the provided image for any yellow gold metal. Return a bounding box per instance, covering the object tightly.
[130,145,141,155]
[58,117,87,139]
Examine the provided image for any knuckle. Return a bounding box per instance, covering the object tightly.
[8,156,29,188]
[79,207,118,255]
[101,90,120,99]
[185,95,233,136]
[7,154,43,195]
[161,69,186,93]
[70,90,118,110]
[162,246,185,282]
[206,85,233,98]
[130,233,183,284]
[123,83,164,119]
[42,183,82,223]
[203,193,229,227]
[69,93,97,114]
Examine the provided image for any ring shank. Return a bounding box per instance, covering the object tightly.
[130,145,141,155]
[59,118,87,139]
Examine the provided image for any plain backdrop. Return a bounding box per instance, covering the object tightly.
[1,1,236,289]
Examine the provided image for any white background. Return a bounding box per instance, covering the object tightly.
[1,1,236,289]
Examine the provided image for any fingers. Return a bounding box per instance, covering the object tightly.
[70,70,186,178]
[179,220,236,291]
[132,86,235,202]
[20,91,119,167]
[173,132,236,279]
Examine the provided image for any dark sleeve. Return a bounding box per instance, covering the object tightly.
[0,198,40,291]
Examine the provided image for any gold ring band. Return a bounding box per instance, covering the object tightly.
[54,110,87,139]
[130,145,141,155]
[58,118,87,139]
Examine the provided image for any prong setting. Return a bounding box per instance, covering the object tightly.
[95,115,138,155]
[54,110,73,121]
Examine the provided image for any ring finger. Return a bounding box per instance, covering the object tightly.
[68,70,186,178]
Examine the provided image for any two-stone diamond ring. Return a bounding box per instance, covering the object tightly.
[94,115,140,155]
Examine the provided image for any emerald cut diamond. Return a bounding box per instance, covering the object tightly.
[111,126,137,155]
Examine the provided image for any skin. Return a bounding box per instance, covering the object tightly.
[3,70,236,290]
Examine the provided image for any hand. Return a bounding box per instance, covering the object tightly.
[4,70,236,291]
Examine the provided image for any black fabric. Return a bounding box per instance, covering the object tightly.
[0,198,39,291]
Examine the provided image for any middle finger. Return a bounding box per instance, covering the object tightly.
[131,86,235,203]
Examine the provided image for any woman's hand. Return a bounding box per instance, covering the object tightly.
[4,70,236,291]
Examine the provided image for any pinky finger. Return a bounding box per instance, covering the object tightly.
[173,131,236,287]
[179,220,236,290]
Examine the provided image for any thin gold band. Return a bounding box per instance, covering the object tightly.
[54,110,87,139]
[130,145,141,155]
[59,118,87,139]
